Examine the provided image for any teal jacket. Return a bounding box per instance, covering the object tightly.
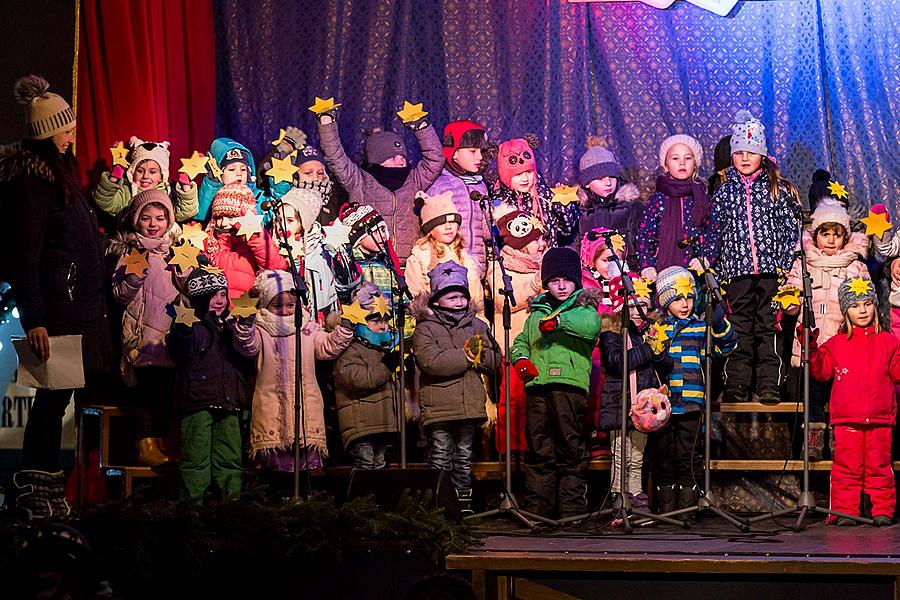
[196,138,265,222]
[511,288,602,393]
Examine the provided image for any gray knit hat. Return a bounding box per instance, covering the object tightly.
[365,130,408,165]
[838,277,877,315]
[655,266,696,310]
[578,143,622,187]
[730,110,767,157]
[428,261,470,302]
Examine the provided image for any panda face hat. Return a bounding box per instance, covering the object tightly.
[495,206,544,250]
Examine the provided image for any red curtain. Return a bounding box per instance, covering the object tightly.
[75,0,216,185]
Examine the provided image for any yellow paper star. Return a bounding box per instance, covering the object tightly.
[308,97,341,115]
[674,274,695,299]
[265,155,299,185]
[235,213,264,239]
[271,128,287,146]
[322,219,352,250]
[773,286,801,310]
[610,233,626,254]
[178,222,208,249]
[342,300,371,326]
[550,185,580,206]
[847,277,873,297]
[371,294,392,318]
[396,100,428,124]
[178,151,209,180]
[649,322,670,354]
[204,265,224,275]
[207,155,223,180]
[278,235,306,259]
[168,243,201,274]
[632,276,652,300]
[827,180,849,200]
[231,291,259,319]
[861,209,893,238]
[123,248,149,276]
[110,142,129,168]
[528,215,545,232]
[173,301,199,327]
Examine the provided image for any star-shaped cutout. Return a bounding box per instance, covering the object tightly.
[342,300,371,326]
[265,155,299,185]
[178,222,208,249]
[649,322,670,354]
[123,248,149,276]
[371,294,392,318]
[178,151,209,180]
[528,215,545,232]
[827,180,849,200]
[609,233,626,254]
[235,213,264,239]
[204,265,224,275]
[861,209,892,238]
[168,242,201,274]
[230,291,259,319]
[773,286,801,310]
[632,276,652,299]
[396,100,428,124]
[308,97,341,115]
[207,155,223,180]
[271,128,287,146]
[322,218,352,250]
[110,142,129,168]
[173,300,199,327]
[550,185,580,206]
[278,235,306,259]
[847,277,873,297]
[673,274,695,299]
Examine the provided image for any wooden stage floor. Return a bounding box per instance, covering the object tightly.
[447,515,900,600]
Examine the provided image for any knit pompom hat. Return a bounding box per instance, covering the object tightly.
[541,247,582,290]
[578,137,621,186]
[655,266,696,310]
[280,187,323,232]
[838,277,877,315]
[497,136,538,188]
[495,205,543,250]
[254,269,295,308]
[211,183,257,219]
[129,189,174,231]
[442,120,488,165]
[659,134,703,170]
[364,129,408,165]
[428,261,470,303]
[14,75,75,140]
[186,268,228,299]
[339,203,387,247]
[417,190,461,234]
[730,110,767,157]
[126,137,171,188]
[810,198,850,232]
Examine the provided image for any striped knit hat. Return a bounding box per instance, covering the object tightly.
[655,266,696,309]
[211,183,257,218]
[14,75,75,140]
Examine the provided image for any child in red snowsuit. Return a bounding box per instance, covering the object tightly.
[807,277,900,526]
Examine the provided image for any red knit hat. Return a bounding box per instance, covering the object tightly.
[497,138,537,188]
[211,183,256,218]
[442,120,488,165]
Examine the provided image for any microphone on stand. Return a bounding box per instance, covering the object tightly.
[470,190,491,211]
[260,197,283,212]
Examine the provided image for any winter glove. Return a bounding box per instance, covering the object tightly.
[177,171,192,187]
[382,350,401,372]
[538,316,559,334]
[514,358,539,382]
[282,126,307,150]
[872,203,889,220]
[711,303,728,332]
[110,164,126,181]
[795,324,820,359]
[464,334,486,367]
[688,257,709,274]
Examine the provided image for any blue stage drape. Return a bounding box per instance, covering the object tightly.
[214,0,900,207]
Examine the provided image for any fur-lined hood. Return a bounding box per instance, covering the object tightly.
[0,142,54,184]
[409,293,485,321]
[525,287,602,313]
[579,181,641,208]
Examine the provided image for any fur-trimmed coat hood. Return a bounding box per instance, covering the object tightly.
[0,142,55,185]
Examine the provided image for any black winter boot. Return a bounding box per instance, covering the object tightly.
[47,471,71,519]
[678,484,699,523]
[457,489,474,517]
[655,484,677,514]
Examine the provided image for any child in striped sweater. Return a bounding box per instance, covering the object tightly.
[648,266,736,518]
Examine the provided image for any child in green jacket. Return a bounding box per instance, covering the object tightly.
[512,247,602,518]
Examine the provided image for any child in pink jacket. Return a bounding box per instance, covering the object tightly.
[807,277,900,526]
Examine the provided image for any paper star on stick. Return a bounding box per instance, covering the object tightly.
[265,155,299,185]
[123,248,149,276]
[609,233,626,254]
[342,300,371,326]
[396,100,428,124]
[861,209,892,238]
[308,97,341,115]
[773,286,801,310]
[322,219,352,250]
[168,242,201,274]
[550,185,580,206]
[204,265,224,275]
[649,322,670,355]
[632,276,652,300]
[278,235,306,259]
[235,213,264,239]
[231,291,259,319]
[173,301,199,327]
[847,277,873,297]
[271,128,287,146]
[674,274,695,299]
[178,151,209,180]
[827,180,849,200]
[528,215,545,232]
[371,295,392,318]
[178,222,208,249]
[110,142,129,168]
[207,155,223,180]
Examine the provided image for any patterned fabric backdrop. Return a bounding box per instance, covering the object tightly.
[215,0,900,208]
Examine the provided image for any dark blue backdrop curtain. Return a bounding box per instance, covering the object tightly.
[214,0,900,207]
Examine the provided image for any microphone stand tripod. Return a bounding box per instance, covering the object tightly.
[467,192,558,528]
[558,234,685,530]
[748,209,872,529]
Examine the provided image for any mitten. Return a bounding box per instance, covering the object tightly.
[711,303,728,331]
[111,164,126,181]
[515,358,539,381]
[688,257,708,274]
[538,317,559,334]
[872,203,889,220]
[795,324,820,358]
[282,126,307,150]
[382,350,401,372]
[177,172,191,186]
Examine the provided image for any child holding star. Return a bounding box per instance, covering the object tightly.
[196,138,266,222]
[649,266,736,518]
[204,183,287,299]
[235,269,353,492]
[110,188,183,466]
[94,136,199,224]
[168,267,258,503]
[804,277,900,526]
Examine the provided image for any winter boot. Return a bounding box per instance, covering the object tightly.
[137,437,172,467]
[47,471,71,519]
[678,484,699,523]
[757,388,781,406]
[873,515,894,527]
[11,470,57,520]
[722,385,750,404]
[655,484,677,515]
[806,422,826,462]
[457,489,474,517]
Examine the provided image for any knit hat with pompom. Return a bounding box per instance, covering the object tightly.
[14,75,75,140]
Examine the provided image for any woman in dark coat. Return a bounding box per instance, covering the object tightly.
[0,75,112,519]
